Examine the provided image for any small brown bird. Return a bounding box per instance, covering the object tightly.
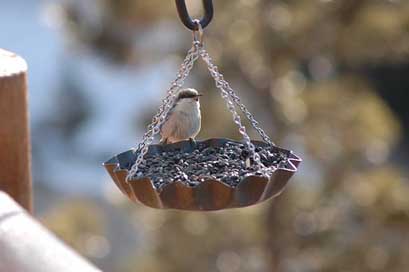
[160,88,202,144]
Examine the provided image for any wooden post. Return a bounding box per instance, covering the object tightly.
[0,192,101,271]
[0,49,32,212]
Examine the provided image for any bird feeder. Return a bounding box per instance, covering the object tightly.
[103,0,301,210]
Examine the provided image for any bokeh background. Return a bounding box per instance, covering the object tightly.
[1,0,409,271]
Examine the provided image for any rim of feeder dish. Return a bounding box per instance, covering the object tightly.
[104,138,301,210]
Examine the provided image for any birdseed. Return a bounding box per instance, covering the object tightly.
[131,141,289,189]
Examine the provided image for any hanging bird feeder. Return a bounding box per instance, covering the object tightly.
[103,0,301,211]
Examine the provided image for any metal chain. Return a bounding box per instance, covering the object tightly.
[192,17,273,146]
[199,47,266,170]
[127,44,200,181]
[221,81,275,146]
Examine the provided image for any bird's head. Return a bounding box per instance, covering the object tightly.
[176,88,203,104]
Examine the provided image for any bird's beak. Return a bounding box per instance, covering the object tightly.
[194,94,202,101]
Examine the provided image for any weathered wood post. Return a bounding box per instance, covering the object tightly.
[0,49,32,212]
[0,192,101,271]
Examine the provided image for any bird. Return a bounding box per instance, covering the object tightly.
[160,88,202,144]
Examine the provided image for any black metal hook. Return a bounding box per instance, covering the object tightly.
[175,0,213,31]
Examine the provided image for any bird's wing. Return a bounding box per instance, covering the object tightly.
[159,102,178,142]
[159,102,176,131]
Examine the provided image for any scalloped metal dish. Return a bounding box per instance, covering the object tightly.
[103,138,301,211]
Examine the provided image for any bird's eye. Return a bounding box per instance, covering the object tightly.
[194,97,199,101]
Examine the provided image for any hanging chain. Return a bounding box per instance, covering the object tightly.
[220,81,275,146]
[192,26,273,146]
[127,44,200,181]
[199,47,266,170]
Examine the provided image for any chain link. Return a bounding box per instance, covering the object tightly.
[127,44,200,181]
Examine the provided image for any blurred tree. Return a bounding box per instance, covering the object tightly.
[41,0,409,271]
[41,199,109,261]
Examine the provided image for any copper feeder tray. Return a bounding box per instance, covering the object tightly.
[103,138,301,211]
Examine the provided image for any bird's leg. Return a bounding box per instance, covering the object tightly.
[160,138,168,145]
[189,137,196,147]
